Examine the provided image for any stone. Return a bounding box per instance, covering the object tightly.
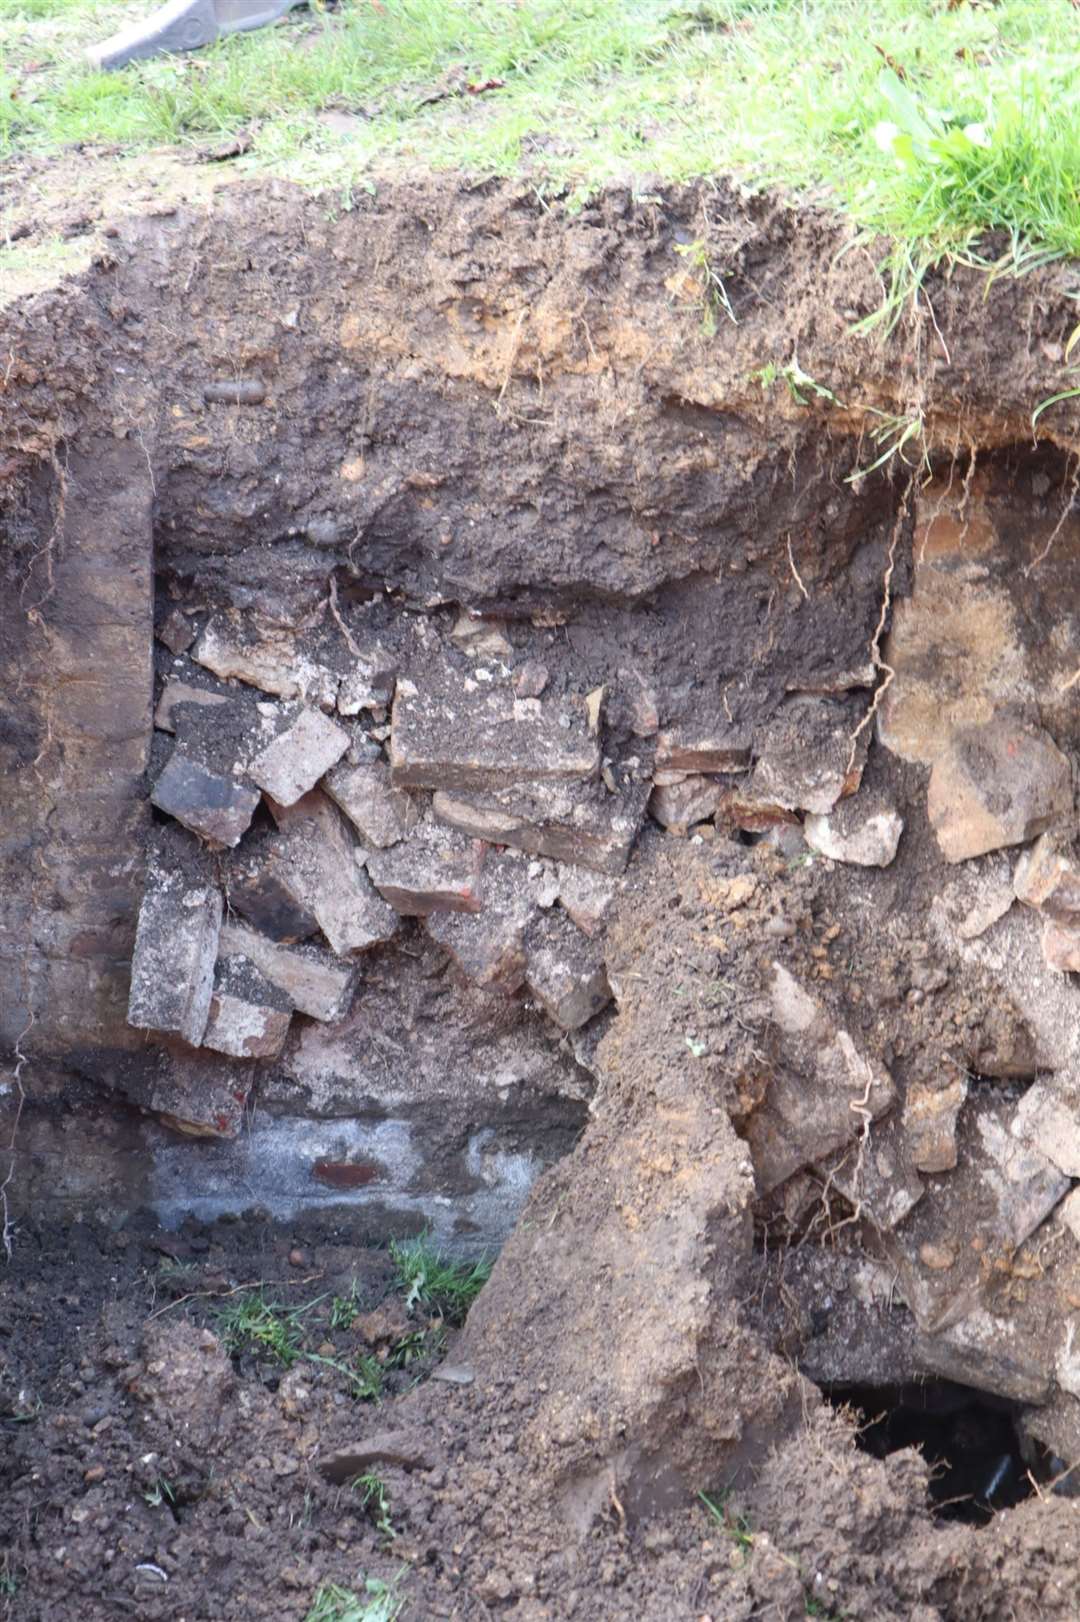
[1014,835,1080,924]
[323,760,420,849]
[803,794,903,868]
[1059,1187,1080,1243]
[524,910,611,1031]
[743,965,896,1194]
[424,855,537,990]
[619,669,660,738]
[150,752,261,849]
[316,1430,438,1483]
[201,954,293,1059]
[450,611,513,659]
[915,1310,1052,1404]
[904,1076,969,1173]
[219,923,358,1023]
[1010,1079,1080,1178]
[367,818,484,916]
[336,645,398,717]
[816,1116,924,1231]
[648,775,723,832]
[655,723,751,774]
[1042,921,1080,973]
[513,660,549,699]
[977,1110,1069,1248]
[127,849,223,1046]
[193,617,339,710]
[433,775,648,877]
[750,699,866,816]
[272,796,401,955]
[157,609,196,656]
[247,707,350,807]
[389,671,598,793]
[153,681,230,734]
[557,866,616,938]
[927,718,1071,864]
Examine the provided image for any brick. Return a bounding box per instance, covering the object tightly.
[557,866,616,938]
[655,723,751,773]
[222,833,321,944]
[219,922,358,1023]
[323,759,420,848]
[201,954,293,1059]
[127,848,223,1045]
[193,616,340,710]
[432,775,648,876]
[367,818,484,915]
[247,707,350,807]
[150,751,261,849]
[389,670,598,793]
[524,910,611,1031]
[425,854,537,989]
[271,795,401,955]
[648,775,723,832]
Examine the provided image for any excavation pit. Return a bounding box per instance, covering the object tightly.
[7,178,1080,1618]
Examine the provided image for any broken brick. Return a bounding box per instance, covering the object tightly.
[336,644,398,717]
[193,616,340,710]
[655,723,751,774]
[127,846,223,1047]
[219,922,358,1023]
[150,751,261,849]
[557,866,616,938]
[424,853,540,989]
[749,699,866,816]
[223,832,321,944]
[201,954,293,1059]
[904,1075,968,1174]
[803,793,903,868]
[247,707,351,807]
[648,775,723,832]
[928,718,1071,864]
[157,608,196,656]
[524,909,612,1031]
[389,670,598,793]
[323,759,420,849]
[367,818,484,915]
[272,794,401,954]
[433,775,648,876]
[153,681,230,735]
[1014,833,1080,923]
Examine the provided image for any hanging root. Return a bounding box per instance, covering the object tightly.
[1025,448,1080,576]
[846,471,914,777]
[1,1008,32,1262]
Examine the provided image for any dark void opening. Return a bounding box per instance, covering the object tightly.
[825,1381,1039,1525]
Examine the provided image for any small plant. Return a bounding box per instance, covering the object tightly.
[304,1574,406,1622]
[143,1477,177,1511]
[672,239,737,334]
[699,1489,754,1554]
[846,409,926,483]
[353,1472,396,1542]
[215,1290,302,1367]
[389,1234,492,1326]
[305,1350,385,1402]
[750,358,841,408]
[329,1286,361,1331]
[387,1327,444,1369]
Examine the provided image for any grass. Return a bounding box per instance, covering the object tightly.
[353,1471,396,1541]
[304,1574,406,1622]
[389,1233,491,1325]
[4,0,1080,293]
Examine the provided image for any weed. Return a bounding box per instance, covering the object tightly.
[304,1573,406,1622]
[353,1471,396,1541]
[304,1350,385,1401]
[389,1233,491,1326]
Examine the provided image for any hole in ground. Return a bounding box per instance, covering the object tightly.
[824,1381,1040,1525]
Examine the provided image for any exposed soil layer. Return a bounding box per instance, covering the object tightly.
[10,175,1080,1620]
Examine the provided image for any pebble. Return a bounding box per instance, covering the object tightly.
[83,1465,106,1484]
[919,1242,956,1272]
[288,1248,307,1268]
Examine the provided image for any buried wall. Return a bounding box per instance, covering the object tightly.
[10,177,1080,1523]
